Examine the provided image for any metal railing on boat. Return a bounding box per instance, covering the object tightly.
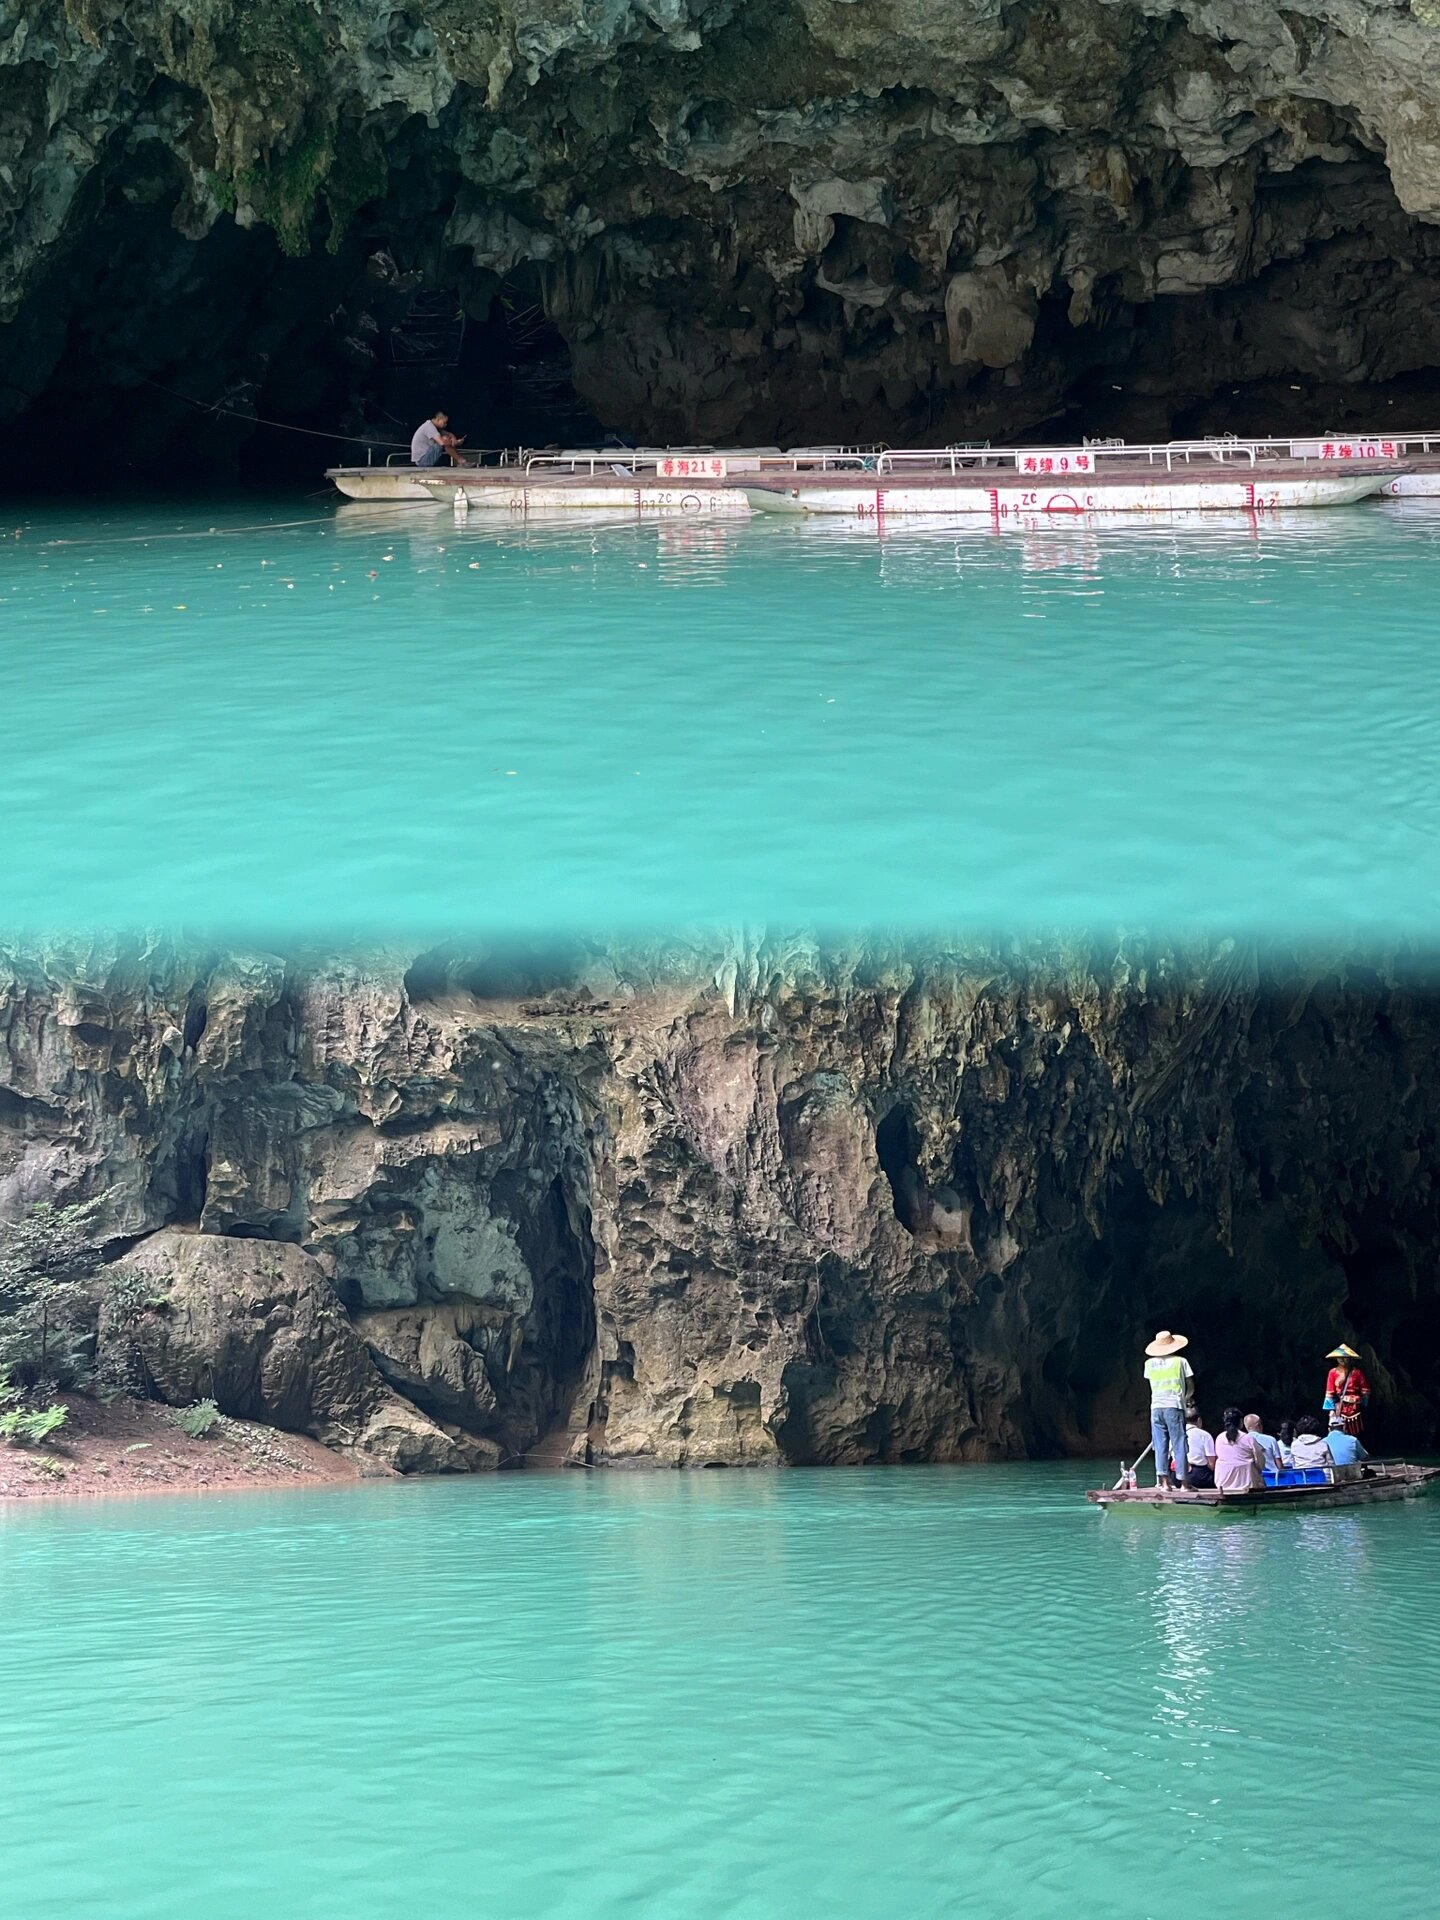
[872,440,1264,474]
[521,445,886,477]
[379,446,534,469]
[350,429,1440,484]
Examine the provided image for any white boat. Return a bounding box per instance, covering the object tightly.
[327,435,1415,517]
[424,473,753,517]
[326,465,449,502]
[1382,471,1440,497]
[742,471,1386,517]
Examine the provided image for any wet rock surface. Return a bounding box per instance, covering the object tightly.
[4,0,1440,471]
[2,934,1438,1469]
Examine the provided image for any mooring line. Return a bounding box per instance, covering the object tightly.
[30,516,335,551]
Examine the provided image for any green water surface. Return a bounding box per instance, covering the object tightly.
[4,498,1440,941]
[3,1464,1436,1917]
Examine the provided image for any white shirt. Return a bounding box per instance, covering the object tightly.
[1185,1425,1216,1465]
[411,419,444,462]
[1291,1433,1332,1468]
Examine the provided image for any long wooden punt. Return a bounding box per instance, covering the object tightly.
[326,466,441,501]
[742,465,1388,517]
[1088,1463,1439,1514]
[325,446,791,506]
[421,472,755,516]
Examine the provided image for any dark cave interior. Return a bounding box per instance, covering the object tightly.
[9,120,1440,488]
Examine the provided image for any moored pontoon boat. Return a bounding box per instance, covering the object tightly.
[326,433,1440,516]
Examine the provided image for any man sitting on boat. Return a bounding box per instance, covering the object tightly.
[1290,1416,1335,1470]
[1243,1414,1284,1473]
[411,409,466,468]
[1323,1425,1369,1478]
[1182,1411,1216,1487]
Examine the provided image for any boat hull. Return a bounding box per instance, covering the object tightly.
[745,474,1385,516]
[439,480,752,516]
[1088,1464,1439,1514]
[1383,471,1440,497]
[327,467,442,502]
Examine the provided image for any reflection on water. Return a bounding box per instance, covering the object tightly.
[2,1464,1438,1918]
[3,498,1440,940]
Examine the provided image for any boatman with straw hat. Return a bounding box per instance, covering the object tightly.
[1144,1330,1195,1491]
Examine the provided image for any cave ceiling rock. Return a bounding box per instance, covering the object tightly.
[943,262,1038,368]
[8,0,1440,471]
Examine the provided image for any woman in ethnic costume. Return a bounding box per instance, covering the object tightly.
[1323,1343,1371,1437]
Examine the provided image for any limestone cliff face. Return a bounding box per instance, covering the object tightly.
[4,0,1440,466]
[2,935,1437,1469]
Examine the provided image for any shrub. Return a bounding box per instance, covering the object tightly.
[173,1398,221,1439]
[103,1269,169,1325]
[0,1201,104,1388]
[0,1403,68,1447]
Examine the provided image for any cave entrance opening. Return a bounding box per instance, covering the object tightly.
[1043,1171,1440,1459]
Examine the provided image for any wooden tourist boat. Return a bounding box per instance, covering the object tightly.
[1088,1462,1440,1515]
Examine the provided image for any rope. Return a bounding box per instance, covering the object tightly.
[139,376,409,450]
[495,1444,598,1469]
[35,516,335,550]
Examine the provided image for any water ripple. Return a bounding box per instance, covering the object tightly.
[3,500,1440,939]
[2,1465,1438,1917]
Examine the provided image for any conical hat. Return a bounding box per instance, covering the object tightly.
[1326,1343,1361,1361]
[1145,1329,1189,1358]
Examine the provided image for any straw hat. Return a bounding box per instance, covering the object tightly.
[1326,1343,1361,1361]
[1145,1330,1189,1357]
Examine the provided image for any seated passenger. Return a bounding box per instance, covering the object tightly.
[411,409,466,468]
[1289,1416,1333,1470]
[1182,1413,1216,1488]
[1213,1406,1265,1492]
[1325,1426,1369,1476]
[1277,1420,1297,1467]
[1243,1414,1283,1473]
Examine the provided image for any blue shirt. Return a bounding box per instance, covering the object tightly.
[1325,1431,1368,1466]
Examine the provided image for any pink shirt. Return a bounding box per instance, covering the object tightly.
[1213,1430,1264,1492]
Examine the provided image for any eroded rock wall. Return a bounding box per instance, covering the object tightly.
[2,934,1438,1468]
[5,0,1440,467]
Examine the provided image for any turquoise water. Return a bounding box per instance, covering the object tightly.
[3,1465,1437,1917]
[4,497,1440,940]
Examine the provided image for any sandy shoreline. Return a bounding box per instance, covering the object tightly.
[0,1393,368,1502]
